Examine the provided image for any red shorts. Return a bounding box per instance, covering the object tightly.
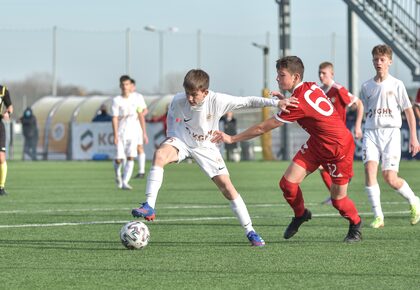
[293,139,355,185]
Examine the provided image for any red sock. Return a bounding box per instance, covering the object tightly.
[279,176,305,217]
[331,196,361,224]
[320,169,332,191]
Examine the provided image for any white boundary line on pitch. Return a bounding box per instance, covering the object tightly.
[0,201,410,214]
[0,211,411,229]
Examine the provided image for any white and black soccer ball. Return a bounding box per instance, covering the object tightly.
[120,221,150,250]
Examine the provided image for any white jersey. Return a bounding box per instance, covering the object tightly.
[166,90,279,148]
[111,94,143,138]
[360,75,412,129]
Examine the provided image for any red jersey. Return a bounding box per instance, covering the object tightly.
[416,88,420,106]
[321,81,357,123]
[275,82,353,160]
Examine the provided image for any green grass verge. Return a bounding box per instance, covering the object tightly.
[0,160,419,289]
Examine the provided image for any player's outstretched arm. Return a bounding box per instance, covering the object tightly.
[211,117,283,144]
[354,99,364,139]
[270,91,285,99]
[217,93,298,114]
[138,111,149,145]
[278,98,299,113]
[112,116,119,145]
[270,91,299,112]
[404,107,420,157]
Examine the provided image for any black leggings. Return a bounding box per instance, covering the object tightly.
[0,122,5,152]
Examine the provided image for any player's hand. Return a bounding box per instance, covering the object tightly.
[409,138,420,157]
[354,126,363,140]
[2,112,10,121]
[114,136,118,145]
[143,133,149,145]
[270,91,286,99]
[211,130,233,144]
[278,97,299,113]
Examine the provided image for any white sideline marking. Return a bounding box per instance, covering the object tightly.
[0,211,411,229]
[0,201,409,215]
[0,216,237,229]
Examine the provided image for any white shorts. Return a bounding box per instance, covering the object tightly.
[162,137,229,178]
[362,128,401,171]
[115,137,138,159]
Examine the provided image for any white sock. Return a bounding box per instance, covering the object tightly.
[145,166,164,208]
[365,184,383,219]
[138,153,146,174]
[396,180,418,205]
[113,160,122,178]
[122,160,134,185]
[230,194,254,235]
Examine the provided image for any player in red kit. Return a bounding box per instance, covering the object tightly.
[414,88,420,126]
[318,62,363,204]
[212,56,362,242]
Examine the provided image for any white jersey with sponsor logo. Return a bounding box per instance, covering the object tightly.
[111,93,143,138]
[167,90,279,148]
[360,75,412,129]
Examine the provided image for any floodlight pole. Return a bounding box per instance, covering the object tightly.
[158,30,164,93]
[347,9,359,97]
[197,29,202,69]
[126,28,131,75]
[251,42,269,89]
[52,26,57,96]
[252,32,273,160]
[275,0,291,160]
[144,25,178,95]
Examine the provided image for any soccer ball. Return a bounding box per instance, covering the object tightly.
[120,221,150,249]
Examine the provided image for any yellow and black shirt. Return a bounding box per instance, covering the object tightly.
[0,85,12,119]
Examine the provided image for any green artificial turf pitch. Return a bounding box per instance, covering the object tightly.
[0,160,419,289]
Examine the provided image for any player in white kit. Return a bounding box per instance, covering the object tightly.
[129,78,148,179]
[355,45,420,228]
[132,69,298,246]
[112,75,145,190]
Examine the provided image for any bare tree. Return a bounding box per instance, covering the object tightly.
[2,72,103,118]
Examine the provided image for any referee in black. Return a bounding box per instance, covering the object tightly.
[0,85,13,196]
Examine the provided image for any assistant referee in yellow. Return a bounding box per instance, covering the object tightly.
[0,85,13,196]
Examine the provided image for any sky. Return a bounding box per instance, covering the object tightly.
[1,0,419,97]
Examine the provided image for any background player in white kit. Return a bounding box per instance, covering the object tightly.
[355,45,420,228]
[132,69,298,246]
[129,78,148,179]
[112,75,145,190]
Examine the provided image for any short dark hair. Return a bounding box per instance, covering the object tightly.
[372,44,393,59]
[276,56,305,80]
[183,69,209,91]
[319,61,334,71]
[119,75,131,83]
[130,78,136,85]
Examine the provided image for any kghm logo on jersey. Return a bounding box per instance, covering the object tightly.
[367,108,392,118]
[386,91,394,97]
[185,127,214,142]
